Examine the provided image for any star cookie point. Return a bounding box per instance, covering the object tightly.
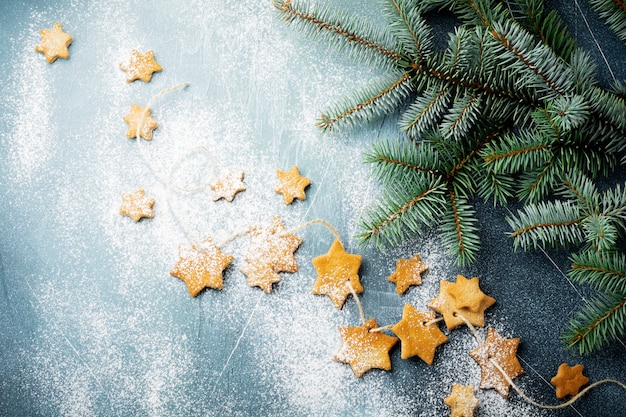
[387,253,428,294]
[120,49,162,83]
[123,103,158,141]
[170,238,234,296]
[550,363,589,399]
[311,239,363,309]
[119,188,155,222]
[391,304,448,364]
[444,384,479,417]
[35,22,72,63]
[333,318,398,377]
[275,165,310,204]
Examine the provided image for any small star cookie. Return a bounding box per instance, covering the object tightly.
[428,275,495,330]
[119,188,155,222]
[387,253,428,294]
[170,238,234,296]
[550,363,589,399]
[240,262,282,294]
[123,104,159,141]
[35,22,72,63]
[120,49,162,83]
[334,318,399,377]
[275,165,310,204]
[311,239,363,309]
[391,304,448,365]
[444,384,479,417]
[210,169,246,202]
[245,216,302,274]
[469,327,524,398]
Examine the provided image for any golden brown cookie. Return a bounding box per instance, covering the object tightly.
[550,363,589,399]
[311,239,363,309]
[210,169,246,202]
[391,304,448,364]
[119,188,155,222]
[123,104,158,141]
[245,216,302,274]
[170,238,234,296]
[275,165,310,204]
[444,384,479,417]
[428,275,495,330]
[333,318,399,377]
[35,22,72,63]
[469,327,524,398]
[387,253,428,295]
[119,49,162,83]
[240,262,282,294]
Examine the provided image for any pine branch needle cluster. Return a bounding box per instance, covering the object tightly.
[274,0,626,351]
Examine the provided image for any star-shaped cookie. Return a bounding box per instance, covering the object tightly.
[245,216,302,274]
[311,239,363,309]
[210,169,246,202]
[170,238,234,296]
[550,363,589,399]
[123,104,159,141]
[119,49,162,83]
[275,165,310,204]
[333,318,399,377]
[428,275,495,330]
[240,262,282,294]
[119,188,155,222]
[387,253,428,294]
[391,304,448,365]
[469,327,524,398]
[35,22,72,63]
[444,384,479,417]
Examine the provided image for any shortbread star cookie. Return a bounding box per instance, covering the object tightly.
[469,327,524,398]
[275,165,310,204]
[444,384,479,417]
[119,188,155,222]
[35,22,72,63]
[241,262,282,294]
[120,49,162,82]
[245,216,302,274]
[170,238,234,296]
[334,318,398,377]
[428,275,495,330]
[550,363,589,399]
[391,304,448,365]
[123,104,159,140]
[311,239,363,309]
[387,253,428,294]
[210,169,246,202]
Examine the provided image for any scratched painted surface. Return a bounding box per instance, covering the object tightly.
[0,1,624,416]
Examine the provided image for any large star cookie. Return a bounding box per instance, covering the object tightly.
[311,239,363,309]
[123,104,159,141]
[387,253,428,294]
[119,188,155,222]
[428,275,495,330]
[170,238,234,296]
[275,165,310,204]
[550,363,589,399]
[444,384,479,417]
[334,318,399,377]
[469,327,524,398]
[210,169,246,202]
[391,304,448,365]
[35,22,72,63]
[120,49,162,82]
[243,216,302,292]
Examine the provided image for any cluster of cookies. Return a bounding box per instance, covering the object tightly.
[35,22,595,417]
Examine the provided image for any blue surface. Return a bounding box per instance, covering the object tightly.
[0,1,625,416]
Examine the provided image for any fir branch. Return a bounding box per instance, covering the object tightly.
[563,292,626,354]
[570,251,626,294]
[589,0,626,43]
[364,138,442,184]
[441,190,480,265]
[399,83,453,138]
[440,92,482,140]
[384,0,434,64]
